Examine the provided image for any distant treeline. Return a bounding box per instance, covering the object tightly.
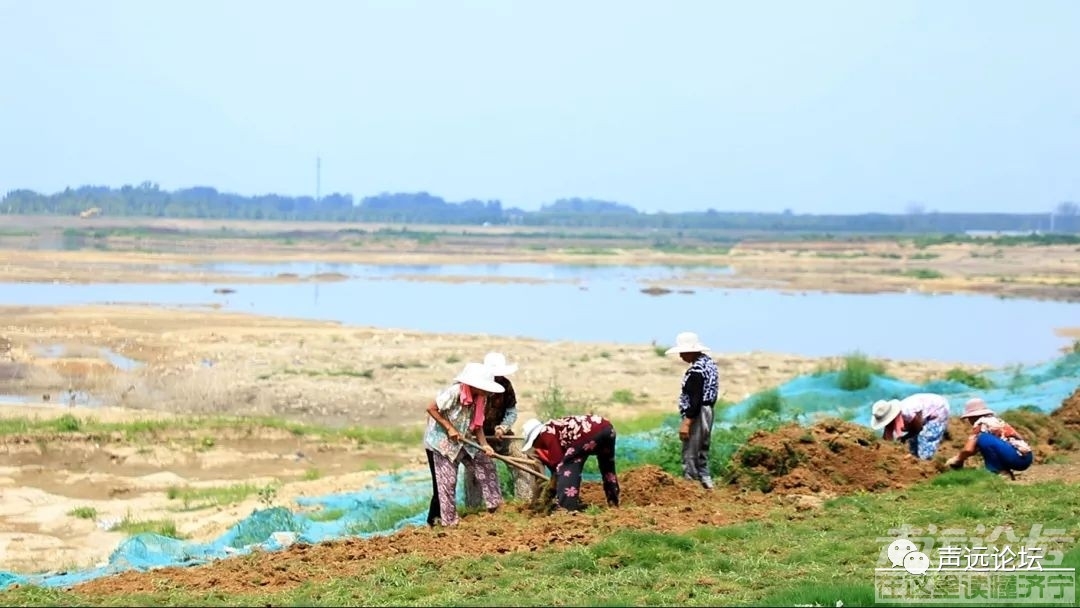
[2,183,1078,234]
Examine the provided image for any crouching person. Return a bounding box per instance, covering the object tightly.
[946,398,1033,480]
[424,363,504,527]
[520,414,620,512]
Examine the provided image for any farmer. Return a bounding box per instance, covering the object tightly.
[666,331,720,489]
[424,362,504,527]
[946,398,1033,479]
[520,414,620,512]
[870,393,951,460]
[464,351,525,506]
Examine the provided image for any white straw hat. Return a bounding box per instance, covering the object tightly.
[870,399,902,430]
[483,351,518,377]
[454,362,504,394]
[521,418,545,451]
[665,331,711,355]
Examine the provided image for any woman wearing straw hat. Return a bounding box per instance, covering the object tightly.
[945,398,1033,479]
[870,393,951,460]
[520,414,621,512]
[423,362,505,527]
[464,351,521,507]
[666,331,720,489]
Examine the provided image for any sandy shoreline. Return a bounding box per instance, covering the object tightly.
[3,223,1080,302]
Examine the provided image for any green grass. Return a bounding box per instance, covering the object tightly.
[0,413,422,447]
[836,351,886,391]
[943,367,995,389]
[610,389,637,405]
[344,500,428,535]
[7,469,1076,606]
[112,515,184,539]
[903,267,944,279]
[277,367,375,379]
[67,506,98,520]
[165,483,262,511]
[306,508,347,522]
[744,388,784,420]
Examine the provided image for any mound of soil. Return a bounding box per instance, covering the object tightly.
[729,419,939,494]
[940,395,1080,464]
[580,465,707,507]
[1052,386,1080,431]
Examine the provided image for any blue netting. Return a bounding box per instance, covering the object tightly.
[0,469,432,590]
[722,353,1080,425]
[2,353,1076,591]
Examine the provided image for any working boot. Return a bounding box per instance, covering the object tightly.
[701,477,715,490]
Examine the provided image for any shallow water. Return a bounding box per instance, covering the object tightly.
[4,263,1078,366]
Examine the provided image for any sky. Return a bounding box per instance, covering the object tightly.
[1,0,1078,214]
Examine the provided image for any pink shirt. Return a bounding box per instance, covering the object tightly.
[888,393,950,438]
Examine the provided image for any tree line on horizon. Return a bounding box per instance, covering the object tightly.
[2,182,1078,234]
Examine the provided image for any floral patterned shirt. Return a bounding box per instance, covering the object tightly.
[532,414,612,471]
[423,382,481,461]
[971,415,1032,455]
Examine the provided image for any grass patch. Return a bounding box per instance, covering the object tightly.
[744,389,784,420]
[307,508,347,522]
[904,267,944,279]
[113,515,184,539]
[943,367,995,389]
[166,483,261,511]
[280,367,374,379]
[345,500,427,535]
[653,345,669,357]
[67,506,98,520]
[836,351,886,391]
[0,413,422,448]
[10,469,1077,606]
[537,378,575,419]
[381,361,426,370]
[610,389,637,405]
[303,468,321,481]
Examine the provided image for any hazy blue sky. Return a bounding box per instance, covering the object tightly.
[1,0,1078,213]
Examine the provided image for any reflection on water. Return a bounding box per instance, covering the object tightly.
[2,262,1077,367]
[32,344,143,371]
[175,261,736,282]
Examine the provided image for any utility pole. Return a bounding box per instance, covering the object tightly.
[316,155,322,203]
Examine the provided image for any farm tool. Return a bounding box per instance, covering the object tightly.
[459,437,556,513]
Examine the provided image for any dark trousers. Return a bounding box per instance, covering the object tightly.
[425,449,440,526]
[977,433,1034,473]
[555,425,620,511]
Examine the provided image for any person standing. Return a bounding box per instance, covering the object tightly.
[465,351,524,506]
[520,414,620,511]
[666,331,720,489]
[424,362,504,527]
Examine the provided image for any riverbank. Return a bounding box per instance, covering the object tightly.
[2,216,1080,301]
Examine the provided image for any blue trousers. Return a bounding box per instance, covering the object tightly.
[976,433,1034,473]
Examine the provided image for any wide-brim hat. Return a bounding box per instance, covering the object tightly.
[483,351,518,377]
[521,418,545,451]
[455,362,504,394]
[961,398,994,419]
[870,399,902,430]
[665,331,711,355]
